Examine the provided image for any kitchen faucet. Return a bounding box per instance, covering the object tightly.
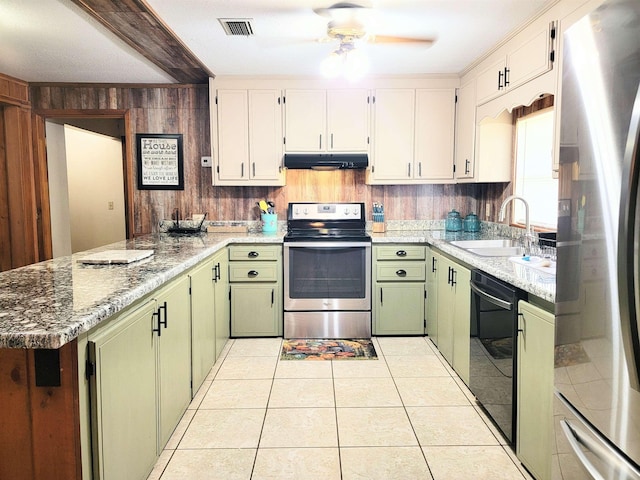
[498,195,535,253]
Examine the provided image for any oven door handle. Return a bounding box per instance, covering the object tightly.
[469,280,513,310]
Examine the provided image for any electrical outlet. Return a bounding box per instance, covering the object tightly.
[201,156,212,167]
[108,201,114,211]
[485,203,491,219]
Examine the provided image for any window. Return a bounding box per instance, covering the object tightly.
[513,106,557,230]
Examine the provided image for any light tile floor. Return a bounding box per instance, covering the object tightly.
[147,336,534,480]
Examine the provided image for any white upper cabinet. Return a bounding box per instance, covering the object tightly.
[476,21,556,105]
[284,89,369,152]
[454,79,476,180]
[415,88,456,182]
[214,89,284,186]
[368,88,456,184]
[368,89,415,183]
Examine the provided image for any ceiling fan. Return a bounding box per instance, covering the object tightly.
[313,2,436,49]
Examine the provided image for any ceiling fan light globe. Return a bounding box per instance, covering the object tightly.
[343,49,369,81]
[321,52,343,78]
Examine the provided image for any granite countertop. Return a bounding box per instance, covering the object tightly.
[0,222,554,349]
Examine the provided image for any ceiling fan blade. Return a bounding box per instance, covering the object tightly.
[313,3,371,18]
[367,34,435,46]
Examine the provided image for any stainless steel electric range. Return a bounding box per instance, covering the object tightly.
[283,202,371,339]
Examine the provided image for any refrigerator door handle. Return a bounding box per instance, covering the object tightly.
[618,84,640,390]
[561,418,640,480]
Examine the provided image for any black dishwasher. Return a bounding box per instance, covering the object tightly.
[469,270,527,447]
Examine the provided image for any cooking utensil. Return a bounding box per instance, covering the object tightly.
[258,200,269,213]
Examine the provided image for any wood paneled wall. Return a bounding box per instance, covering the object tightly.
[30,83,512,235]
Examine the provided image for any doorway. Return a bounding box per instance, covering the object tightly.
[46,121,126,256]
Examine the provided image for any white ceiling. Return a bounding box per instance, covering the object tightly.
[0,0,554,83]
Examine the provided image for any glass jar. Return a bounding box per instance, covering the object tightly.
[463,213,481,232]
[445,210,462,232]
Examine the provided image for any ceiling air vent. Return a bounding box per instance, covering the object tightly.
[218,18,254,36]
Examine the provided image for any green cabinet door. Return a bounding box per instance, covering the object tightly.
[189,259,216,392]
[517,300,554,480]
[374,282,425,335]
[436,255,455,364]
[426,248,439,342]
[452,264,471,384]
[213,248,230,360]
[231,283,280,336]
[154,275,192,447]
[89,300,158,480]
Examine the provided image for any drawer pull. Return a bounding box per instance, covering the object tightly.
[248,251,259,258]
[396,250,407,257]
[396,269,407,277]
[248,270,259,278]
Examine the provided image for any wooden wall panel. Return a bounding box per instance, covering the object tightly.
[30,83,512,234]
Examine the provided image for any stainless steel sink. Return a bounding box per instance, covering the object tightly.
[449,239,523,257]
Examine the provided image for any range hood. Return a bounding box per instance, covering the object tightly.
[284,153,368,171]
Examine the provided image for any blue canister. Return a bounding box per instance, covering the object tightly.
[445,210,462,232]
[463,213,481,233]
[261,213,277,233]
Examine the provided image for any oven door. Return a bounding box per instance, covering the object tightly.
[284,241,371,311]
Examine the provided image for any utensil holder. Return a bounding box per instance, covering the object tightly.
[261,213,277,233]
[372,222,386,233]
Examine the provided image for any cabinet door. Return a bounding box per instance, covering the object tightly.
[216,90,249,181]
[371,89,415,181]
[475,57,506,105]
[155,275,192,447]
[231,284,279,336]
[89,300,158,480]
[436,258,455,364]
[454,79,476,180]
[213,249,230,361]
[327,89,369,152]
[426,250,439,341]
[248,89,284,182]
[284,90,326,151]
[189,259,215,392]
[452,264,471,384]
[507,25,552,91]
[415,89,455,181]
[517,300,554,480]
[374,282,425,335]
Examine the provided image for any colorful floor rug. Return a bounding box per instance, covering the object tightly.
[281,339,378,360]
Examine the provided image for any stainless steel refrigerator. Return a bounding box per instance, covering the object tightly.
[554,0,640,478]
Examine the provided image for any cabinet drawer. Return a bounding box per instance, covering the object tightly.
[377,261,426,281]
[229,244,281,261]
[375,245,425,261]
[229,262,279,282]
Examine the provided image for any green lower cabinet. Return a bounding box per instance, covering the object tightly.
[426,248,439,342]
[89,300,158,480]
[154,276,192,447]
[374,282,425,334]
[212,248,230,359]
[517,300,554,480]
[231,283,281,336]
[189,259,216,393]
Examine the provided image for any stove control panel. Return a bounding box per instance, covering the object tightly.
[288,202,364,220]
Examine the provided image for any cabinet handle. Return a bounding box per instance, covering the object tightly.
[447,266,453,285]
[465,159,471,175]
[241,163,244,178]
[331,133,334,149]
[408,163,411,177]
[212,265,217,282]
[498,70,504,90]
[248,251,259,258]
[159,301,168,329]
[432,256,437,273]
[248,270,259,278]
[504,67,510,87]
[319,134,322,150]
[380,287,383,306]
[396,269,407,277]
[451,269,457,287]
[396,250,407,257]
[252,162,256,177]
[418,162,422,177]
[271,288,274,305]
[152,310,162,337]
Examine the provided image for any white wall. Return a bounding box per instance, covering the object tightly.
[64,125,125,253]
[45,121,73,258]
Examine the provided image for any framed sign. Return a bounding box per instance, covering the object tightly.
[136,134,184,190]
